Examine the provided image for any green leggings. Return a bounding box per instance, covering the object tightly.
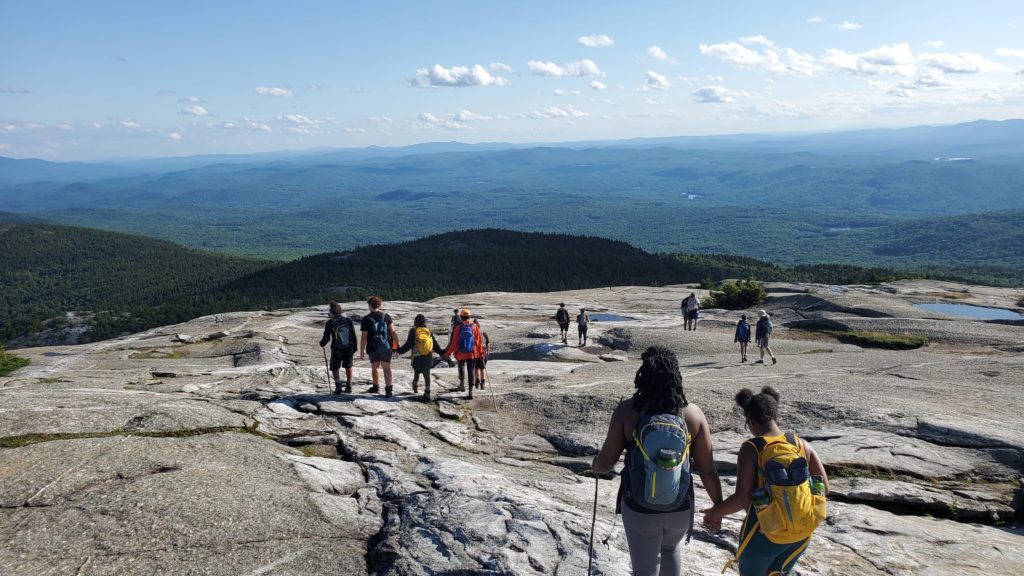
[736,512,810,575]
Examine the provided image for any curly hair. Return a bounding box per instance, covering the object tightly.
[735,386,780,426]
[632,345,688,415]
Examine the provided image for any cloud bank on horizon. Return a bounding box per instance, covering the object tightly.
[2,1,1024,160]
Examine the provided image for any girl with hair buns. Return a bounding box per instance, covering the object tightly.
[592,346,723,576]
[702,387,828,576]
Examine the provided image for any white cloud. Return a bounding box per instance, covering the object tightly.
[529,105,590,119]
[578,34,614,48]
[209,117,271,131]
[823,43,916,76]
[282,114,315,125]
[418,112,440,123]
[645,98,661,105]
[995,48,1024,58]
[489,62,513,73]
[644,70,671,91]
[1018,68,1024,76]
[700,36,819,77]
[553,89,582,96]
[178,96,202,103]
[707,75,724,82]
[411,64,507,87]
[55,122,73,131]
[344,127,366,133]
[835,21,862,31]
[807,16,824,24]
[919,52,1002,74]
[180,105,209,116]
[591,80,607,90]
[168,132,182,140]
[118,120,141,128]
[924,40,945,49]
[255,86,293,97]
[528,59,601,77]
[693,85,739,103]
[455,109,490,122]
[648,45,668,60]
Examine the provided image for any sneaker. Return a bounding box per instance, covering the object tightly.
[772,357,778,365]
[385,387,393,398]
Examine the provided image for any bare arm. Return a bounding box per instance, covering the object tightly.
[703,442,758,525]
[359,331,368,358]
[804,439,829,494]
[687,404,723,506]
[592,402,628,474]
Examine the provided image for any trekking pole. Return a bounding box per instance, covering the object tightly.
[588,471,599,575]
[321,346,331,393]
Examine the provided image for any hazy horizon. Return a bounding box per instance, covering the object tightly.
[3,1,1024,161]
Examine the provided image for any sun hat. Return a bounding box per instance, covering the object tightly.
[459,308,471,317]
[758,310,767,317]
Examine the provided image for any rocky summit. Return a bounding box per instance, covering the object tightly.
[1,280,1022,575]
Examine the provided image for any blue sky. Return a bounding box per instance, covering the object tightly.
[3,1,1024,160]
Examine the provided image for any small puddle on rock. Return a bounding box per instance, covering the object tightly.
[915,303,1022,320]
[589,313,635,322]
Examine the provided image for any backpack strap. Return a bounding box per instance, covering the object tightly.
[785,431,807,458]
[722,513,760,574]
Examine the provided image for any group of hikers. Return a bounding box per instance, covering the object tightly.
[318,297,490,400]
[319,296,818,575]
[593,345,827,576]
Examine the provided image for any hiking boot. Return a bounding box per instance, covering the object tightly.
[423,388,430,401]
[413,382,419,393]
[385,387,393,399]
[367,385,380,394]
[455,383,466,392]
[754,360,764,364]
[772,357,778,365]
[333,385,343,395]
[345,382,352,394]
[467,392,474,400]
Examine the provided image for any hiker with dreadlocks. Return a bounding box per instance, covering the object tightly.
[592,346,723,576]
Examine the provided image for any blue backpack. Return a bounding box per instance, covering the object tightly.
[372,313,390,352]
[625,412,693,513]
[457,322,475,354]
[736,321,750,341]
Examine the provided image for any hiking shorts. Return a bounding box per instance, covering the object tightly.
[477,354,488,368]
[736,513,810,575]
[368,344,392,364]
[686,310,699,320]
[757,337,770,349]
[558,322,569,331]
[329,348,354,370]
[412,355,432,377]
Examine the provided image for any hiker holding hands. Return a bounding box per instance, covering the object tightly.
[592,346,723,576]
[702,387,828,576]
[359,296,401,398]
[319,301,357,394]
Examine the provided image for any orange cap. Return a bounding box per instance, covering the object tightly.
[459,308,471,317]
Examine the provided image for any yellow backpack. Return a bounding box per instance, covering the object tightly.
[414,327,433,357]
[724,433,826,573]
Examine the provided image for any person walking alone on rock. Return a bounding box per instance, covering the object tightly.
[395,314,445,401]
[754,310,776,365]
[592,346,723,576]
[442,308,485,399]
[577,308,591,346]
[556,303,571,344]
[735,314,752,363]
[359,296,400,397]
[473,319,490,390]
[683,293,699,331]
[702,387,828,576]
[319,302,358,394]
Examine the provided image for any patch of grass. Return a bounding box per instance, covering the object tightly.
[824,330,929,350]
[0,346,30,376]
[0,424,272,449]
[129,349,190,359]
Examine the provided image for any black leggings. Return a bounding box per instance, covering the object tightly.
[457,358,478,385]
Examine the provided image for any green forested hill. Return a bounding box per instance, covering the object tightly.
[0,224,269,342]
[0,225,904,346]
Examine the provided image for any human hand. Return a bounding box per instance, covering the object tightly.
[359,352,365,360]
[700,507,722,532]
